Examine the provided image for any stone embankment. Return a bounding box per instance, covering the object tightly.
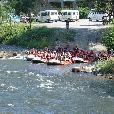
[55,28,107,50]
[73,28,107,49]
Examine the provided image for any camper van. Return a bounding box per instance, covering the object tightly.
[59,10,79,22]
[88,11,109,21]
[36,10,59,22]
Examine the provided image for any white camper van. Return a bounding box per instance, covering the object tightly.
[59,10,79,22]
[37,10,59,22]
[88,11,109,21]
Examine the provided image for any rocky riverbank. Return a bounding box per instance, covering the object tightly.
[0,44,27,58]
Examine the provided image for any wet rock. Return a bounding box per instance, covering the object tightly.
[0,51,18,58]
[108,76,113,79]
[72,66,95,73]
[72,67,81,72]
[97,73,103,76]
[12,52,17,56]
[0,51,4,58]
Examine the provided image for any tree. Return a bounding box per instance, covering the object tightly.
[76,0,114,18]
[0,0,13,24]
[7,0,37,28]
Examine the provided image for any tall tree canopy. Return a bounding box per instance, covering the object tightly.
[7,0,37,15]
[76,0,114,17]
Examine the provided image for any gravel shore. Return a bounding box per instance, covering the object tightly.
[0,44,27,53]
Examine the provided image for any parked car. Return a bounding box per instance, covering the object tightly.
[88,11,109,21]
[9,14,20,23]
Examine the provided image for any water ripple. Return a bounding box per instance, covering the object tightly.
[0,59,114,114]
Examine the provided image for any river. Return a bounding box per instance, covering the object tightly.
[0,59,114,114]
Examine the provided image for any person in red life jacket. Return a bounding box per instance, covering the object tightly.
[46,54,50,61]
[73,45,79,53]
[71,57,75,63]
[84,55,90,63]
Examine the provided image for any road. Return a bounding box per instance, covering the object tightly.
[33,19,112,29]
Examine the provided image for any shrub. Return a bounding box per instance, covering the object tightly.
[0,24,76,49]
[79,7,89,19]
[0,23,27,44]
[96,60,114,74]
[102,27,114,50]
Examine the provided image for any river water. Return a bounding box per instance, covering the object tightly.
[0,59,114,114]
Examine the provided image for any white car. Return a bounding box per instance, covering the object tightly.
[88,11,109,21]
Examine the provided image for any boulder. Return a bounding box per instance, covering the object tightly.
[72,67,81,72]
[72,66,95,73]
[0,51,4,58]
[0,51,18,58]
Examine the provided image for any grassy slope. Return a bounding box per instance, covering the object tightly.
[0,23,76,49]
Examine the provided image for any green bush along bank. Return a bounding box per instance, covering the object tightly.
[96,59,114,75]
[97,27,114,75]
[102,27,114,50]
[0,24,76,49]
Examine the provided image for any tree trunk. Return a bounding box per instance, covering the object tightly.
[112,0,114,18]
[29,13,32,29]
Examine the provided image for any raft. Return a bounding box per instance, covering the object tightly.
[47,59,63,65]
[26,54,35,61]
[72,57,89,63]
[32,57,45,64]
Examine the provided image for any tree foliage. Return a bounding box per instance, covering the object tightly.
[79,7,89,19]
[7,0,35,15]
[76,0,114,15]
[0,0,14,24]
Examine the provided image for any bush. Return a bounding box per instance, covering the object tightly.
[79,7,89,19]
[102,27,114,50]
[96,60,114,74]
[0,24,76,49]
[0,23,27,44]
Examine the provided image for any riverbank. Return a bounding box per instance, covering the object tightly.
[0,44,114,82]
[0,22,108,50]
[0,22,113,79]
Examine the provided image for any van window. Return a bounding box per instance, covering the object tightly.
[63,12,67,15]
[41,12,47,16]
[68,12,71,15]
[73,12,75,15]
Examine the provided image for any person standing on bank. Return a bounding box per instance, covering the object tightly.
[65,19,70,29]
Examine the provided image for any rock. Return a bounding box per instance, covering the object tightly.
[72,65,95,73]
[72,67,81,72]
[12,52,17,56]
[97,73,103,76]
[0,51,18,58]
[0,51,4,58]
[108,75,113,79]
